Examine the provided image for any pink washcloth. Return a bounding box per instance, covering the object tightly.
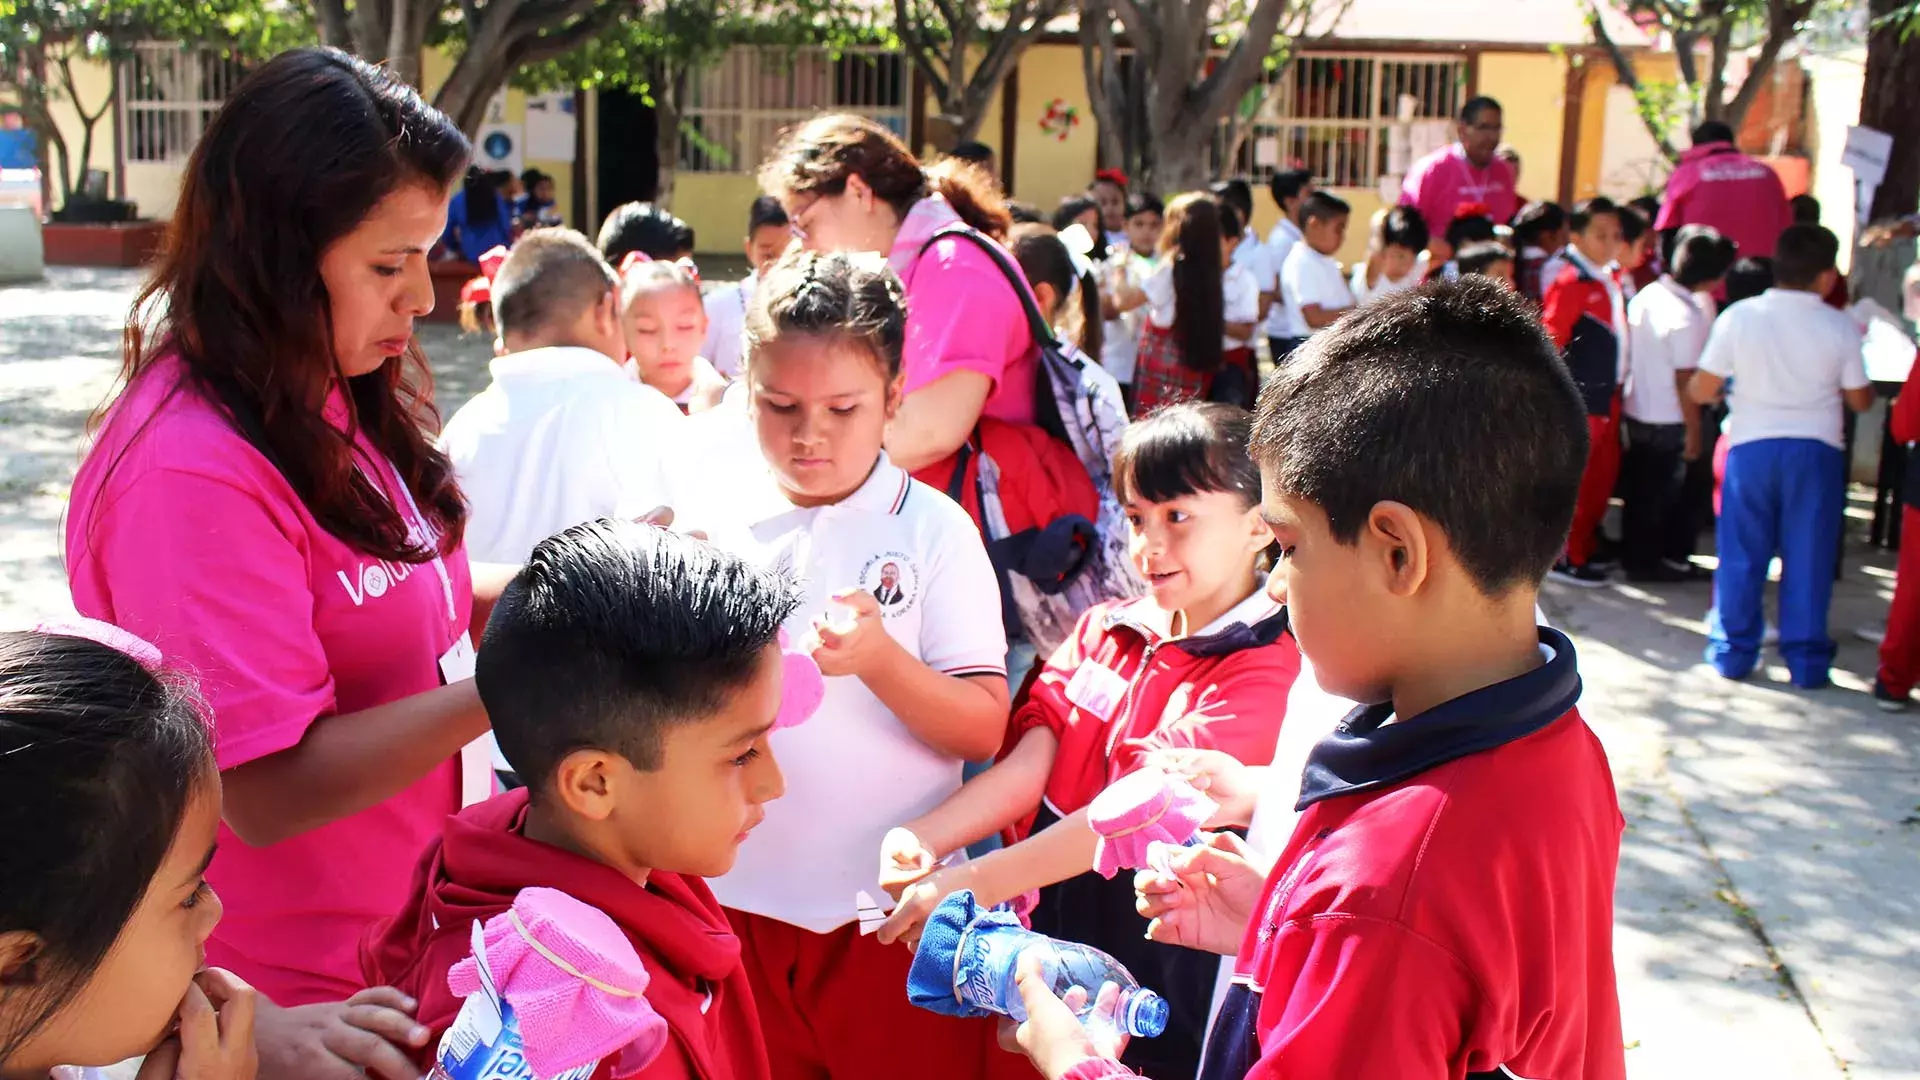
[33,617,162,670]
[776,629,825,731]
[448,888,669,1080]
[1087,769,1218,879]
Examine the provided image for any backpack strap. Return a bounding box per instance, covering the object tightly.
[917,224,1062,350]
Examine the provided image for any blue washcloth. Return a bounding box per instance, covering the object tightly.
[904,890,1021,1018]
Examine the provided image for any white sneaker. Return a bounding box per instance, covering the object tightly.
[1855,624,1888,646]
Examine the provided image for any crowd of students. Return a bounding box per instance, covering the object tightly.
[10,40,1916,1080]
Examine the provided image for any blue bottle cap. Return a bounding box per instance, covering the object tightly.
[1123,989,1170,1038]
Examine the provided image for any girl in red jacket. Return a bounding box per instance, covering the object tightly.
[876,402,1301,1080]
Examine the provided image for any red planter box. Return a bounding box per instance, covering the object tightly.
[429,260,481,324]
[42,221,166,268]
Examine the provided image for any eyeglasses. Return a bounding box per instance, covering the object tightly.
[787,195,826,243]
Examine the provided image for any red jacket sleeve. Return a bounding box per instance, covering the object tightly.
[1109,636,1302,778]
[1243,917,1481,1079]
[1540,273,1586,349]
[1891,349,1920,445]
[1009,609,1099,742]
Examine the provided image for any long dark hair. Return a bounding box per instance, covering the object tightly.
[0,629,212,1065]
[1161,193,1224,375]
[1010,224,1102,361]
[462,167,503,229]
[109,47,470,563]
[759,114,1011,242]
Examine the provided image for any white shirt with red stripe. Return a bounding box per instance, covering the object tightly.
[709,452,1007,932]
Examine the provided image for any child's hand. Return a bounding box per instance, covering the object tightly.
[879,826,940,901]
[1134,832,1269,957]
[810,590,892,679]
[876,864,964,948]
[1144,748,1260,828]
[254,987,432,1080]
[999,951,1129,1080]
[139,969,259,1080]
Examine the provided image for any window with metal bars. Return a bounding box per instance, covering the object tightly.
[1215,53,1467,188]
[120,44,247,165]
[679,46,909,174]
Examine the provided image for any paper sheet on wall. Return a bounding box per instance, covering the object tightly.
[525,92,577,162]
[1854,298,1917,384]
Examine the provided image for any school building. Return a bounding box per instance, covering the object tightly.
[27,0,1819,266]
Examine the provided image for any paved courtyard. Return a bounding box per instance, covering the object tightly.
[1,267,1915,1077]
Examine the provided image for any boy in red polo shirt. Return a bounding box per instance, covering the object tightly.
[362,520,802,1080]
[1003,278,1626,1080]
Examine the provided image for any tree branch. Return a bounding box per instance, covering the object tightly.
[1721,0,1814,130]
[1191,0,1292,125]
[1587,0,1680,159]
[892,0,952,105]
[512,3,627,68]
[314,0,352,48]
[1107,0,1155,63]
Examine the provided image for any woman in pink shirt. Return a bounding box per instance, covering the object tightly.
[756,114,1038,475]
[65,48,504,1015]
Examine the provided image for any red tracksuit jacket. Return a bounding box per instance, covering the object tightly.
[1011,593,1302,826]
[1542,254,1623,418]
[360,790,770,1080]
[1067,627,1626,1080]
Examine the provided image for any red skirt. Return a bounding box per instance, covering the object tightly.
[1134,324,1211,413]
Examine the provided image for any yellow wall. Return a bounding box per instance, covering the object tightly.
[1476,52,1566,203]
[1248,188,1382,268]
[420,49,579,229]
[1009,43,1096,212]
[671,172,766,255]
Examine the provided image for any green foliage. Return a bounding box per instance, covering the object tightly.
[1629,78,1700,153]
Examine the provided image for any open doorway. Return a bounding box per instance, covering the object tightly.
[596,87,659,226]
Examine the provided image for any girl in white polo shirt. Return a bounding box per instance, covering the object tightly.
[708,249,1014,1080]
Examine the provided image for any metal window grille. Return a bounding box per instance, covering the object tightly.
[1216,52,1466,187]
[121,43,247,165]
[679,46,908,174]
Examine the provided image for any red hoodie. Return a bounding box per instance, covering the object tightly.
[359,791,769,1080]
[1010,590,1301,827]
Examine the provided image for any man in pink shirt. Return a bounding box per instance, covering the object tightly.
[1656,121,1792,261]
[1399,96,1519,241]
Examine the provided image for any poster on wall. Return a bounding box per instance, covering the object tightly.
[475,123,524,178]
[525,92,577,161]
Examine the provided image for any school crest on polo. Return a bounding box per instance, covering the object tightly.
[859,552,919,618]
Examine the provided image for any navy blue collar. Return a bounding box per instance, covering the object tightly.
[1295,627,1582,810]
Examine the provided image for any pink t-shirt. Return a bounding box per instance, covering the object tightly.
[886,194,1037,425]
[65,356,470,1007]
[1655,142,1792,260]
[1399,143,1520,239]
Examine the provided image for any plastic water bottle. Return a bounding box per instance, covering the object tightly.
[956,921,1170,1039]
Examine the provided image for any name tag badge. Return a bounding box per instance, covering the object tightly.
[1064,662,1130,723]
[439,632,494,808]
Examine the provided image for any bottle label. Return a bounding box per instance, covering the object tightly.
[433,998,600,1080]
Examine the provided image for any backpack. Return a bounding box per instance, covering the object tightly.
[914,225,1143,656]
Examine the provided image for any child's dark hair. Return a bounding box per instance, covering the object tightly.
[1724,256,1774,306]
[1511,200,1567,249]
[1011,224,1103,361]
[1210,179,1255,221]
[1113,402,1260,509]
[1053,195,1099,234]
[748,194,790,233]
[948,140,994,167]
[1161,193,1225,375]
[1214,198,1246,240]
[1617,205,1649,246]
[760,114,1010,241]
[496,228,618,341]
[1127,193,1164,220]
[479,521,802,786]
[1628,194,1661,223]
[1380,206,1429,253]
[0,630,213,1063]
[1252,278,1588,595]
[745,249,908,379]
[1569,196,1619,234]
[1671,225,1737,289]
[1445,211,1497,251]
[1772,223,1839,289]
[1790,193,1821,226]
[1269,167,1313,210]
[598,202,690,266]
[1008,201,1044,225]
[521,167,550,191]
[1300,190,1349,226]
[1456,241,1514,277]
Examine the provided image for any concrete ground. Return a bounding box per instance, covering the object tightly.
[3,267,1916,1076]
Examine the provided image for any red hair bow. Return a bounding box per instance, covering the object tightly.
[460,244,511,306]
[1453,201,1492,221]
[619,250,702,284]
[1095,168,1130,190]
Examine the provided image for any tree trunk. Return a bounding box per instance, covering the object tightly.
[1862,0,1920,223]
[1079,2,1127,169]
[653,64,684,207]
[1147,120,1214,193]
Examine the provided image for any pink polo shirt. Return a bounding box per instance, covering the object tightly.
[1399,143,1520,239]
[1655,142,1792,260]
[65,356,470,1007]
[886,194,1037,425]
